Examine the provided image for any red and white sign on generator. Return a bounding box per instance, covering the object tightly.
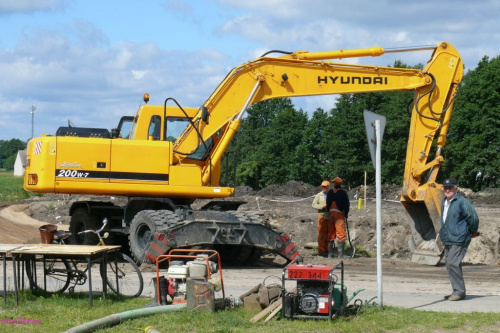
[34,141,42,155]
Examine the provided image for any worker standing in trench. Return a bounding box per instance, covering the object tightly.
[326,177,350,258]
[312,181,332,256]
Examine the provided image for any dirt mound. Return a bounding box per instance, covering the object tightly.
[233,186,255,196]
[254,180,318,198]
[348,184,401,201]
[463,188,500,206]
[26,194,127,226]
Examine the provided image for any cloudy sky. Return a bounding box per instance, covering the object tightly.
[0,0,498,141]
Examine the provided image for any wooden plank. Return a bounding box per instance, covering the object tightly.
[264,302,282,323]
[11,244,121,256]
[250,299,281,323]
[0,244,25,253]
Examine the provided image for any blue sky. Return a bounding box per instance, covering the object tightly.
[1,0,499,141]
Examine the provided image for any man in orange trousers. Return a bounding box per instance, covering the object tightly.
[312,181,332,255]
[326,177,350,258]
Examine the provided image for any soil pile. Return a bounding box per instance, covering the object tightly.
[233,181,500,266]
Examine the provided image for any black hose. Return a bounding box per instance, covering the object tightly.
[259,50,293,57]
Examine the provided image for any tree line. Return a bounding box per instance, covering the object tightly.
[0,139,26,171]
[222,56,499,192]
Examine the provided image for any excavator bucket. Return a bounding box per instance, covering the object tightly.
[401,187,444,265]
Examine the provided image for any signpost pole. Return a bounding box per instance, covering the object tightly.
[363,110,386,309]
[375,119,383,309]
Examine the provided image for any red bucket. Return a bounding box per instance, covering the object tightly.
[39,224,58,244]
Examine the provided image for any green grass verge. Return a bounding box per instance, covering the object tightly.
[1,291,499,332]
[0,172,40,202]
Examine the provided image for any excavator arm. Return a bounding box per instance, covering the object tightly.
[174,42,463,264]
[175,42,462,187]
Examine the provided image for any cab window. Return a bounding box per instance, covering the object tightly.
[148,115,161,140]
[165,117,190,142]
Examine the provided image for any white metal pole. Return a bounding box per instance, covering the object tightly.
[375,119,383,308]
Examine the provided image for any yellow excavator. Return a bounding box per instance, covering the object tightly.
[24,42,463,265]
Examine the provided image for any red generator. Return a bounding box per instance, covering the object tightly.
[282,261,345,320]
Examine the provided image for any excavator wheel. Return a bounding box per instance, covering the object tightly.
[129,210,180,262]
[223,211,266,266]
[69,208,101,245]
[213,245,253,266]
[244,247,265,266]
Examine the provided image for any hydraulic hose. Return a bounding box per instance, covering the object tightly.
[63,304,186,333]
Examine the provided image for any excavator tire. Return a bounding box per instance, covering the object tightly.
[213,245,253,266]
[226,211,266,265]
[69,208,101,245]
[129,210,180,262]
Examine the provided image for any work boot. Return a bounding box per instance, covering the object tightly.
[448,294,465,301]
[328,241,335,258]
[337,242,345,259]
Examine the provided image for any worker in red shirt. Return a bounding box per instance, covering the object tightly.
[326,177,350,258]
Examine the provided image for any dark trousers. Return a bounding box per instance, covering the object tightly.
[444,245,467,296]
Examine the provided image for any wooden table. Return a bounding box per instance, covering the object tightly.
[11,244,121,306]
[0,244,25,305]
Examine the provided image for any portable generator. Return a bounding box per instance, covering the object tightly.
[281,261,345,320]
[156,249,224,311]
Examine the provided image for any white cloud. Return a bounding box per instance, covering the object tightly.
[0,0,65,14]
[131,70,147,80]
[0,0,499,140]
[217,0,499,71]
[163,0,193,12]
[0,19,233,140]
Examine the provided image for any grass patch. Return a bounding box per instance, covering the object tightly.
[2,291,499,332]
[354,245,373,258]
[0,172,40,202]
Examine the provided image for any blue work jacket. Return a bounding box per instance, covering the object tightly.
[439,193,479,247]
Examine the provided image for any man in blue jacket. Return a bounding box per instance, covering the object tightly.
[439,178,479,301]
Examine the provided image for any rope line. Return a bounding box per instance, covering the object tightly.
[253,195,499,211]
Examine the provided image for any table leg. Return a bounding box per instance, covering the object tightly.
[88,257,93,307]
[115,251,119,295]
[12,255,18,306]
[102,252,107,299]
[3,255,6,305]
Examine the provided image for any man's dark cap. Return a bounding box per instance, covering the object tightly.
[443,178,457,187]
